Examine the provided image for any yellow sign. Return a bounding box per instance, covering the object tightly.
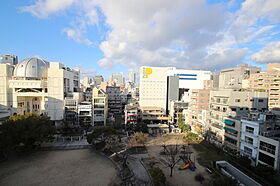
[144,67,153,78]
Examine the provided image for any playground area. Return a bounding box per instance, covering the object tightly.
[144,134,210,186]
[0,149,118,186]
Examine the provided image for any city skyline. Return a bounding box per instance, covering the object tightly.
[1,0,280,78]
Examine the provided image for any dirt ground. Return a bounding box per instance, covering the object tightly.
[0,149,118,186]
[145,134,211,186]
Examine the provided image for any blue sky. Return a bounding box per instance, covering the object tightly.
[1,0,280,78]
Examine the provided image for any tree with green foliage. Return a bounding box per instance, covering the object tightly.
[150,167,166,185]
[183,132,202,144]
[177,112,187,132]
[0,113,55,152]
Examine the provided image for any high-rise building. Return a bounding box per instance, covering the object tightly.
[112,73,125,85]
[140,66,174,114]
[93,75,104,86]
[0,54,18,65]
[219,64,261,89]
[129,70,136,84]
[249,63,280,111]
[139,66,212,114]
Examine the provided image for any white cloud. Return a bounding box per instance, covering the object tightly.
[20,0,280,70]
[230,0,280,43]
[63,28,93,45]
[251,41,280,63]
[20,0,76,18]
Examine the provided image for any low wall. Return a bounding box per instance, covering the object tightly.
[216,161,261,186]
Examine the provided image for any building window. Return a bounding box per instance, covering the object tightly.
[223,108,227,112]
[244,146,253,156]
[231,108,237,111]
[225,136,237,145]
[235,99,240,102]
[259,141,276,155]
[245,126,254,134]
[258,152,275,167]
[245,136,253,144]
[258,99,264,102]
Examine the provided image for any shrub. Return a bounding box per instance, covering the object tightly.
[150,167,166,185]
[195,173,205,184]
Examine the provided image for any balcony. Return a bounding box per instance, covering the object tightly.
[9,80,47,88]
[222,119,235,127]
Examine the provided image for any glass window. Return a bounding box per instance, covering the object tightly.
[258,152,275,167]
[244,146,252,156]
[259,141,276,155]
[245,136,253,144]
[235,99,240,102]
[245,126,254,134]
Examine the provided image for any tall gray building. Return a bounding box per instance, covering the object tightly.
[219,64,261,89]
[112,73,125,85]
[93,75,104,86]
[0,54,18,65]
[129,70,136,84]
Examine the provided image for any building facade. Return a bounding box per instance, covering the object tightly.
[0,54,18,65]
[249,63,280,110]
[219,64,261,89]
[92,87,108,126]
[0,57,80,125]
[209,90,268,143]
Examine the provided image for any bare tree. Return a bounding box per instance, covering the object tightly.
[163,145,181,177]
[128,132,148,152]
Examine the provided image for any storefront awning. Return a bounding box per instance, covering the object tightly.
[222,119,235,126]
[223,127,238,134]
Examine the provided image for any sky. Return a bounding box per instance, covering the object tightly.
[1,0,280,79]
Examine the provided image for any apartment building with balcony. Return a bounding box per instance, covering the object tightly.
[139,107,171,124]
[188,80,213,134]
[124,104,138,125]
[106,86,122,118]
[170,100,188,124]
[240,112,280,169]
[92,87,108,126]
[222,118,241,152]
[78,102,92,128]
[249,63,280,111]
[209,89,268,143]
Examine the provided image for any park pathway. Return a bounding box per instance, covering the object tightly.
[127,155,153,186]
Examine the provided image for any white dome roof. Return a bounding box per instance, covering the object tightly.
[14,57,49,78]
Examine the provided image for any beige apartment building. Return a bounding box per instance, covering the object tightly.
[139,107,171,124]
[209,89,268,143]
[249,63,280,111]
[188,81,213,134]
